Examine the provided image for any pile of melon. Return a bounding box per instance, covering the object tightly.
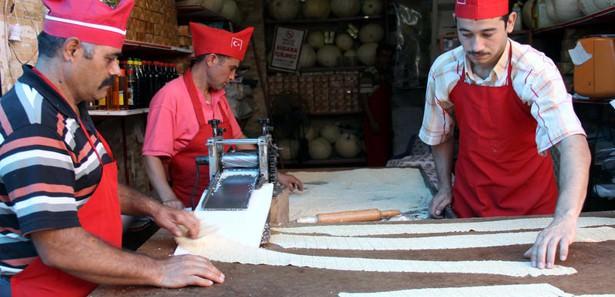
[299,22,383,68]
[268,0,384,20]
[305,123,362,159]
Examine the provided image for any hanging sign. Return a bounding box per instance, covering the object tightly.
[270,26,306,72]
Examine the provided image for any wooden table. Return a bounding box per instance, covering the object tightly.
[90,212,615,297]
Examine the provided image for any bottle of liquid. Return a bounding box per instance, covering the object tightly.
[111,74,120,110]
[126,59,136,109]
[134,58,144,108]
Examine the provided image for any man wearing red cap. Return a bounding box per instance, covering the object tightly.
[0,1,224,296]
[143,22,303,210]
[420,0,590,269]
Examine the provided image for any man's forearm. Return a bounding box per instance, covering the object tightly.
[432,137,454,190]
[118,183,160,217]
[553,134,591,220]
[144,155,178,203]
[33,227,161,286]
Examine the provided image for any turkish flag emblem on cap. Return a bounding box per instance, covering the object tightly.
[455,0,509,20]
[190,22,254,61]
[42,0,135,48]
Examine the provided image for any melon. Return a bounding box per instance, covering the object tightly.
[317,45,341,67]
[307,31,325,49]
[278,139,300,160]
[221,0,241,23]
[202,0,224,13]
[299,44,317,68]
[343,49,358,65]
[579,0,601,14]
[320,124,340,143]
[536,0,556,28]
[335,133,361,158]
[268,0,300,20]
[359,23,384,43]
[330,0,361,17]
[335,33,354,51]
[303,0,330,18]
[309,138,332,160]
[594,0,615,10]
[522,0,536,29]
[305,125,317,140]
[362,0,383,16]
[357,42,378,66]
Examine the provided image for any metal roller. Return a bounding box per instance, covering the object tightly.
[221,151,259,169]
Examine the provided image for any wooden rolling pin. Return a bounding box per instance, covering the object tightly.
[297,208,401,224]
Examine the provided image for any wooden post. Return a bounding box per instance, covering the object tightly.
[268,189,289,226]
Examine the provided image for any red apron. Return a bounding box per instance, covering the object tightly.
[449,47,558,218]
[169,69,233,208]
[10,133,122,297]
[363,83,393,167]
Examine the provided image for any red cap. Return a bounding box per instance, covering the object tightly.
[43,0,135,49]
[190,22,254,61]
[455,0,509,20]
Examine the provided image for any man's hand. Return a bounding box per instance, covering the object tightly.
[161,198,184,210]
[156,255,224,288]
[524,216,577,269]
[278,172,304,192]
[152,206,200,238]
[429,189,452,219]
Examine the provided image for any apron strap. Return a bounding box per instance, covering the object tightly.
[505,43,514,86]
[183,69,208,128]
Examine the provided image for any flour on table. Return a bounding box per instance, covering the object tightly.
[175,235,576,277]
[288,168,432,221]
[337,283,572,297]
[272,217,615,236]
[269,226,615,250]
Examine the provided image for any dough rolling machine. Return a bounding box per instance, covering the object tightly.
[194,118,279,211]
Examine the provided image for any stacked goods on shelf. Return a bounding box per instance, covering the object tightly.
[91,59,179,110]
[126,0,179,46]
[523,0,614,29]
[307,123,362,160]
[267,0,383,20]
[266,0,385,69]
[268,71,360,113]
[296,22,383,69]
[177,25,192,49]
[176,0,243,24]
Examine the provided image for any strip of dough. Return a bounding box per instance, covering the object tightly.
[337,283,571,297]
[175,236,577,277]
[269,227,615,250]
[272,217,615,236]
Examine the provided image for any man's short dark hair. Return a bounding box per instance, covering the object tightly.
[37,31,95,60]
[501,2,516,26]
[37,31,66,59]
[190,53,228,67]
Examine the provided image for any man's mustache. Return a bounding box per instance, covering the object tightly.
[98,76,114,89]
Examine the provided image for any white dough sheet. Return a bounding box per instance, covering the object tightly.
[338,284,615,297]
[176,183,273,249]
[288,168,433,221]
[272,216,615,236]
[338,283,573,297]
[175,234,576,277]
[269,226,615,251]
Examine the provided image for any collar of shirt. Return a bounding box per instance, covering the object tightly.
[18,65,97,133]
[198,89,224,106]
[462,40,511,85]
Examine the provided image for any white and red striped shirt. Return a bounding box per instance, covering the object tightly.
[419,39,585,153]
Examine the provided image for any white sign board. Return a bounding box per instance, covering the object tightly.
[270,26,305,71]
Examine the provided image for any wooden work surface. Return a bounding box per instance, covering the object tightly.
[90,212,615,297]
